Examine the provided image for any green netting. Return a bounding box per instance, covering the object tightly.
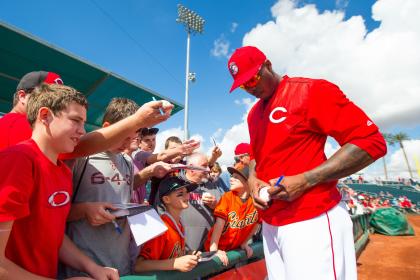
[0,21,183,130]
[370,208,414,236]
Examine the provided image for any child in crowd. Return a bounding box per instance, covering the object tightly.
[205,166,260,266]
[135,176,200,272]
[63,98,139,277]
[0,84,118,279]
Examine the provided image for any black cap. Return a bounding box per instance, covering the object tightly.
[139,127,159,136]
[227,166,249,181]
[159,176,198,199]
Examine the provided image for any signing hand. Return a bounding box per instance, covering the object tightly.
[173,255,199,272]
[268,174,310,202]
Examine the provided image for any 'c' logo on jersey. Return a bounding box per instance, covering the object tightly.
[269,107,287,124]
[48,191,70,207]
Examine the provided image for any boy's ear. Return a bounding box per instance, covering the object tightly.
[162,195,170,205]
[102,121,111,128]
[39,107,52,126]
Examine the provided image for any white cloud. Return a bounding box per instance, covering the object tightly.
[210,35,230,58]
[231,22,239,33]
[335,0,349,10]
[241,0,420,130]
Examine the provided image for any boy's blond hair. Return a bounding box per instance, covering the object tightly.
[27,83,88,127]
[102,97,139,125]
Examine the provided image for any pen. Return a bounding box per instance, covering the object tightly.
[274,175,285,187]
[211,137,217,147]
[112,219,122,235]
[152,96,164,115]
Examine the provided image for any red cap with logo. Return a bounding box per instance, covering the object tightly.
[234,142,251,156]
[227,46,266,93]
[16,71,63,91]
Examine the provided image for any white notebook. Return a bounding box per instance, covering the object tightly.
[128,208,168,246]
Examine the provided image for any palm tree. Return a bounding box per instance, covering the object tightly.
[382,133,394,181]
[389,132,413,179]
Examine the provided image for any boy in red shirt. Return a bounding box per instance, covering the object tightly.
[135,176,200,273]
[0,83,118,279]
[205,166,260,266]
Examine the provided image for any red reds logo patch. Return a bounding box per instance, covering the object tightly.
[48,191,70,207]
[229,62,238,76]
[269,107,287,124]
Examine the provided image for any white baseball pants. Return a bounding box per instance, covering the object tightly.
[262,202,357,280]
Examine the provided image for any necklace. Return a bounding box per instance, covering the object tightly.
[162,212,185,239]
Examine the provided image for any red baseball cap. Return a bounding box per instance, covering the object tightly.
[227,46,266,93]
[234,143,250,156]
[16,71,63,91]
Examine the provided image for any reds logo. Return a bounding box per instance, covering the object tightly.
[54,78,63,85]
[229,62,238,76]
[269,107,287,124]
[48,191,70,207]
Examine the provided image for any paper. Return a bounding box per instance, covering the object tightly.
[170,163,209,172]
[128,209,168,246]
[199,251,218,262]
[110,203,150,217]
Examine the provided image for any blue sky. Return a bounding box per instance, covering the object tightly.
[1,0,419,179]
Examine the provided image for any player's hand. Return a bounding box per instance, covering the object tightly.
[249,177,270,210]
[173,255,199,272]
[240,243,254,258]
[202,193,217,209]
[134,100,173,128]
[83,202,117,226]
[268,174,310,202]
[87,266,119,280]
[215,250,229,266]
[150,161,173,178]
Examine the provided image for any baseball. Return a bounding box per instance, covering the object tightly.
[161,100,172,109]
[259,187,270,202]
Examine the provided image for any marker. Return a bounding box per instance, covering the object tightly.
[112,220,122,235]
[274,175,285,187]
[152,96,164,115]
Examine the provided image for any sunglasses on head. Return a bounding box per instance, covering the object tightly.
[240,66,263,90]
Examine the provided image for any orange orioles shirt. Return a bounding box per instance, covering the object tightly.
[204,191,260,251]
[139,213,186,260]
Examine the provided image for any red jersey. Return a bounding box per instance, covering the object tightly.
[0,140,72,278]
[139,213,185,260]
[248,76,386,226]
[0,113,32,150]
[204,191,259,251]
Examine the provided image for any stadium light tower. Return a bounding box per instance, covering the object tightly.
[176,4,205,140]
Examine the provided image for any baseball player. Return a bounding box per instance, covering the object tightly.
[135,176,200,273]
[227,46,387,279]
[204,166,260,266]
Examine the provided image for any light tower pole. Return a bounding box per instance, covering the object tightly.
[176,4,205,140]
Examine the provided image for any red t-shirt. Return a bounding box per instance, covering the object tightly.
[248,76,386,226]
[204,191,259,252]
[139,213,185,260]
[0,113,32,150]
[0,140,72,278]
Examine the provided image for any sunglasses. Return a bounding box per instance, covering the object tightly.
[240,66,263,90]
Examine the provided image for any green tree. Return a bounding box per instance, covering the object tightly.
[382,133,394,181]
[388,132,413,179]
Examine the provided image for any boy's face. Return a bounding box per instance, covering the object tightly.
[167,141,182,163]
[139,134,156,152]
[229,173,247,192]
[163,187,190,210]
[48,102,86,154]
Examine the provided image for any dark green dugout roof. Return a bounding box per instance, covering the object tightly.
[0,21,183,131]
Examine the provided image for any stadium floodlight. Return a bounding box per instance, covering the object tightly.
[176,4,205,140]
